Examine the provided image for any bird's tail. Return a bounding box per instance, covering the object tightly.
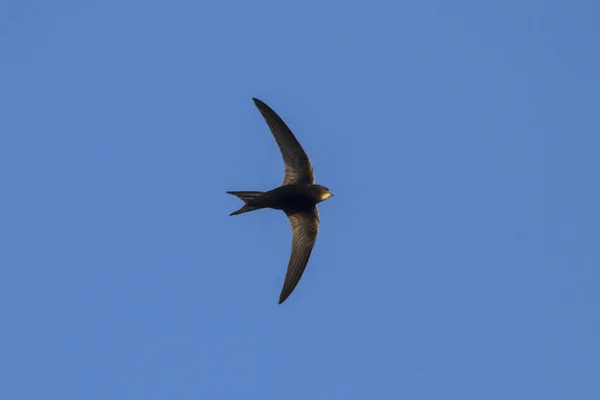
[227,191,265,216]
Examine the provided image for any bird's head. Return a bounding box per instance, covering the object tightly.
[314,185,334,202]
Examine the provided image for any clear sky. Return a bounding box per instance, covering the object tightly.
[2,1,599,399]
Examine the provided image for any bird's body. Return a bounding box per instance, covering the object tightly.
[227,98,333,304]
[228,184,330,215]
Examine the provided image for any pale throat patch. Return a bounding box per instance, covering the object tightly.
[320,192,333,201]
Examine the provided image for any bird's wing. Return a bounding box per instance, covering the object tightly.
[252,98,315,186]
[279,207,320,304]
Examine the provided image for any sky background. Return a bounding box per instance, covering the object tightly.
[2,1,599,399]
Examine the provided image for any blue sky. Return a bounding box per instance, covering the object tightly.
[2,0,599,399]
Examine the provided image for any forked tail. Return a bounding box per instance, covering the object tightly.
[226,191,264,216]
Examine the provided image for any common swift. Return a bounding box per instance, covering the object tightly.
[227,98,333,304]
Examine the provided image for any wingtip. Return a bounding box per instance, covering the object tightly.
[278,292,290,304]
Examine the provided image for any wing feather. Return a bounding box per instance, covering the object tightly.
[279,207,320,304]
[252,98,315,185]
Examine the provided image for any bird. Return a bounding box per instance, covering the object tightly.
[227,97,333,304]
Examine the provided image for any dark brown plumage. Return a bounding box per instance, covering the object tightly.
[227,98,333,304]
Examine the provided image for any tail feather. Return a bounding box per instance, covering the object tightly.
[227,191,265,216]
[229,205,260,216]
[227,191,264,202]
